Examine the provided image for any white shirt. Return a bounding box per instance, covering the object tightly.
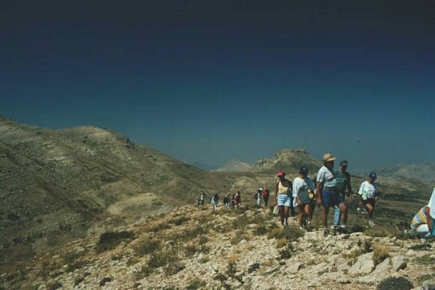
[358,181,377,200]
[292,176,315,198]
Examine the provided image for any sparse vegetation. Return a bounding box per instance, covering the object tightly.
[213,257,244,289]
[278,246,292,259]
[95,231,135,253]
[364,224,401,237]
[376,277,413,290]
[408,243,432,251]
[186,279,206,290]
[372,243,390,266]
[230,230,250,245]
[414,253,435,265]
[134,238,161,256]
[254,225,267,235]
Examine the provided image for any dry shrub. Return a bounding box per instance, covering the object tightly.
[372,243,390,266]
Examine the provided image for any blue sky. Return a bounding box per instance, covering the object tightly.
[1,1,435,172]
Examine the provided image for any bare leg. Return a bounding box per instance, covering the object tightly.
[279,205,285,225]
[339,202,348,225]
[322,206,330,227]
[284,206,290,225]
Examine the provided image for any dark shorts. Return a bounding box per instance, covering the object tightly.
[322,188,338,207]
[298,191,311,205]
[337,192,346,204]
[363,198,375,209]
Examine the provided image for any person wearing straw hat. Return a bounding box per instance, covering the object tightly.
[410,187,435,238]
[316,153,339,236]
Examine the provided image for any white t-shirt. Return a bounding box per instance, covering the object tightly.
[358,181,377,200]
[292,176,315,198]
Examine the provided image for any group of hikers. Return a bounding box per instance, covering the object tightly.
[275,152,379,236]
[197,191,242,211]
[197,151,435,239]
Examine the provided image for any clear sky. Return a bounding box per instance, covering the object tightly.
[1,1,435,173]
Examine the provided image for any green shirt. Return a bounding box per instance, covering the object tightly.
[334,170,350,193]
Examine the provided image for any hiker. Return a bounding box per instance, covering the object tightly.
[410,187,435,238]
[211,193,219,211]
[332,160,352,233]
[308,174,317,222]
[200,192,206,205]
[233,191,241,209]
[262,187,270,206]
[256,188,263,206]
[293,166,315,230]
[223,193,231,210]
[275,170,293,227]
[316,153,339,236]
[358,172,380,227]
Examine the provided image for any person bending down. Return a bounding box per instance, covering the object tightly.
[410,187,435,238]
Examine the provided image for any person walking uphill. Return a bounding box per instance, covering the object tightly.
[233,191,242,209]
[358,172,380,227]
[293,166,315,230]
[262,187,270,206]
[275,171,293,227]
[333,160,352,233]
[211,193,219,211]
[316,153,340,237]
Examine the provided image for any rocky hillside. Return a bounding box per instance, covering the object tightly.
[3,204,435,290]
[213,160,253,172]
[376,163,435,185]
[216,149,322,176]
[0,117,236,266]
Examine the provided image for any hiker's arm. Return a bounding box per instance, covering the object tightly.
[316,182,323,205]
[346,174,353,194]
[274,181,278,205]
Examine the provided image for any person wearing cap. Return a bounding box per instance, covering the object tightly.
[410,187,435,238]
[358,172,380,227]
[256,188,263,206]
[316,153,339,236]
[274,170,293,227]
[293,166,315,230]
[332,160,353,233]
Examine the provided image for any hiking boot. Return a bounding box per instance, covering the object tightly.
[368,220,376,227]
[306,220,312,230]
[337,226,348,234]
[323,228,329,237]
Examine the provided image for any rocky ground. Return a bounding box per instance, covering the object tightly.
[3,204,435,290]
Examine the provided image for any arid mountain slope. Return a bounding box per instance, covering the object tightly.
[0,117,234,265]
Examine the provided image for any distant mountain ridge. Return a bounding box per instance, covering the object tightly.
[215,148,322,176]
[376,163,435,185]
